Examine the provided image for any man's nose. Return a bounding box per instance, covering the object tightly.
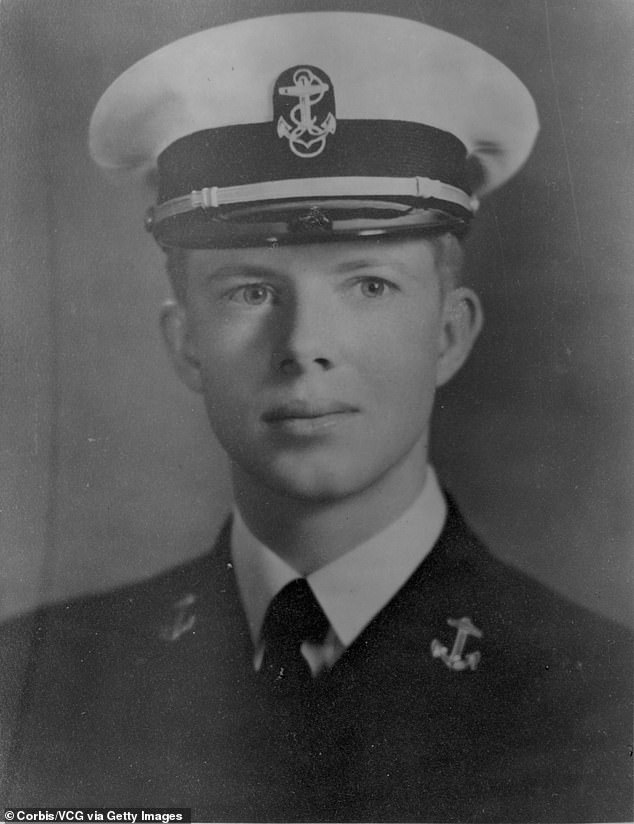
[271,289,337,375]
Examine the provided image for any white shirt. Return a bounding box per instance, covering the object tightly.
[231,466,447,675]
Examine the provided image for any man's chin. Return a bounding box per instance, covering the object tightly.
[240,457,372,505]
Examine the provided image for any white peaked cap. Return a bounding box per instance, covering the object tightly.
[90,12,539,248]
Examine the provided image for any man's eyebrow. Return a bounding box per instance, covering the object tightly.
[334,257,406,275]
[205,263,278,280]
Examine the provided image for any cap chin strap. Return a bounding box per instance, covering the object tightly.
[146,175,478,234]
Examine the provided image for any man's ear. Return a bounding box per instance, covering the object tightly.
[159,301,204,394]
[435,287,483,387]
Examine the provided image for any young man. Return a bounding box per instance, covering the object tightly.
[2,11,631,823]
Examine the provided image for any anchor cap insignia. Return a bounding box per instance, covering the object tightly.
[274,65,336,158]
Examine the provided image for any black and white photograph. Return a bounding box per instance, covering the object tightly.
[1,1,632,821]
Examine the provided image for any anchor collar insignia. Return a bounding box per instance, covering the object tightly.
[89,12,539,249]
[431,617,483,671]
[159,593,198,643]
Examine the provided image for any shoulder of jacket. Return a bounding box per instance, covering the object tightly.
[0,516,232,643]
[430,493,632,691]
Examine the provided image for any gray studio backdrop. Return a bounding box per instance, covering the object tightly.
[2,0,633,627]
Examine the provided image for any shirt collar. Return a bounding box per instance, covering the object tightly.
[231,466,447,649]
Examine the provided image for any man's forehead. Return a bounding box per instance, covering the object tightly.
[186,236,438,276]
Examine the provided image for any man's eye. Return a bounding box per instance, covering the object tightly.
[231,284,274,305]
[357,278,391,298]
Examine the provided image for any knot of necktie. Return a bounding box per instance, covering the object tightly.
[259,578,329,695]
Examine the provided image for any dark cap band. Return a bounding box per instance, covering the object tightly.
[157,120,470,203]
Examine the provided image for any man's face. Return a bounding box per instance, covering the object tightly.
[163,237,478,502]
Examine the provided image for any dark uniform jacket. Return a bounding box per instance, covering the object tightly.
[1,500,632,822]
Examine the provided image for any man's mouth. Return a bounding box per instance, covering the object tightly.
[262,400,359,434]
[263,400,358,421]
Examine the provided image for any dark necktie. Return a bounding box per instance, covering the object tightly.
[259,578,329,695]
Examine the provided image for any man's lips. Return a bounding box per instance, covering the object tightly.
[262,400,359,424]
[262,400,359,432]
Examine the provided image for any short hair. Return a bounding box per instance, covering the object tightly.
[164,231,464,303]
[429,231,465,294]
[165,245,189,303]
